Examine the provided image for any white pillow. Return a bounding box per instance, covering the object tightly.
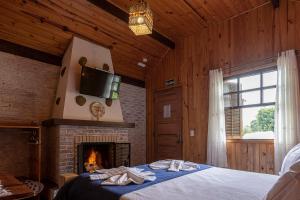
[289,160,300,173]
[266,160,300,200]
[280,143,300,176]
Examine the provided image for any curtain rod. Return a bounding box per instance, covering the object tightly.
[231,49,300,69]
[223,49,300,77]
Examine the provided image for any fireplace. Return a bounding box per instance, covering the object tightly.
[77,142,130,174]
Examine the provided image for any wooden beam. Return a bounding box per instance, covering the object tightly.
[0,39,62,66]
[87,0,175,49]
[115,73,145,88]
[272,0,280,8]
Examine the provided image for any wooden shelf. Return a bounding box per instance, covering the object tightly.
[42,118,135,128]
[0,124,41,182]
[0,124,40,129]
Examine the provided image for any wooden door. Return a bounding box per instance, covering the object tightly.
[154,87,182,160]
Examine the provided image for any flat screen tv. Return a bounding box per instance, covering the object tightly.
[80,66,121,99]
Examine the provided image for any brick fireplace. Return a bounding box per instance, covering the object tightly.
[77,142,130,174]
[43,122,133,185]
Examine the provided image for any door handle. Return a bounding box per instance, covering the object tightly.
[177,134,183,144]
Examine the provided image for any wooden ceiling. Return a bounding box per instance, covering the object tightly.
[0,0,271,80]
[109,0,271,39]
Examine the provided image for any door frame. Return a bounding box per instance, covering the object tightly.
[153,86,183,160]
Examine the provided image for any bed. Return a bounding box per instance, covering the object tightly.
[55,164,279,200]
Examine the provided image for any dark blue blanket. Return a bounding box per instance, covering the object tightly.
[55,164,211,200]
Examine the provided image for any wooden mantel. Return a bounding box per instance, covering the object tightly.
[42,118,135,128]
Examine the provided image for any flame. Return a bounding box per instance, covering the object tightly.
[84,149,102,173]
[87,149,97,165]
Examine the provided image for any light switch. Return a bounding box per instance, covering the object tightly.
[190,129,195,137]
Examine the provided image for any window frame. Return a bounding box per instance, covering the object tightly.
[224,66,277,109]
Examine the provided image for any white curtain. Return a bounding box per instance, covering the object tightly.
[275,49,300,173]
[207,69,228,168]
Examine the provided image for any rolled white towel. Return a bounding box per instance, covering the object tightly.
[149,160,171,170]
[101,168,156,185]
[182,161,199,171]
[168,160,184,172]
[149,160,199,171]
[90,167,156,186]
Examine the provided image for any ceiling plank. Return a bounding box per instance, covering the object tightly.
[0,0,273,79]
[87,0,175,49]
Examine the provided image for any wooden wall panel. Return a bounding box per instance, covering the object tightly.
[227,140,274,174]
[147,32,209,163]
[208,3,276,73]
[147,0,300,170]
[287,0,300,50]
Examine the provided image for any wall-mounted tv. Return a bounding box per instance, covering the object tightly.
[80,66,121,100]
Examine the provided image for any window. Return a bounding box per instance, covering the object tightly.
[224,68,277,139]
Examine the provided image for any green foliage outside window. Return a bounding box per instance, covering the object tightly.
[243,107,275,133]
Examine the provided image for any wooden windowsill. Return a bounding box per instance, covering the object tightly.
[226,137,274,143]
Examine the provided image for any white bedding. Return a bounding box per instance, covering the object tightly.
[121,167,279,200]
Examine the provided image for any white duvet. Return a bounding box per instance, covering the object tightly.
[121,167,279,200]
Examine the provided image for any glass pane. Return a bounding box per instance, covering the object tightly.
[224,94,238,108]
[241,106,275,139]
[224,79,238,93]
[111,82,119,91]
[263,88,276,103]
[263,71,277,87]
[111,91,119,100]
[113,75,121,82]
[240,74,260,91]
[240,90,260,105]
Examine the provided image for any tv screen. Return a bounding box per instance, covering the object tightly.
[80,66,121,99]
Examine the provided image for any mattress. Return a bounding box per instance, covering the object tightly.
[55,165,279,200]
[122,167,279,200]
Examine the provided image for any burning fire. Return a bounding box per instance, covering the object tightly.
[88,149,97,165]
[84,149,100,173]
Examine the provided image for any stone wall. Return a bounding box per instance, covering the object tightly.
[119,83,146,165]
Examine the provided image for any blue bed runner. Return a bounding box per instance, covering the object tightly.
[55,164,211,200]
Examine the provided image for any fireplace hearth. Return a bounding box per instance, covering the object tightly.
[77,142,130,174]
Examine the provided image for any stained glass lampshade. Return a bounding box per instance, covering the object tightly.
[129,0,153,36]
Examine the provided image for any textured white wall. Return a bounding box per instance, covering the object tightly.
[52,37,124,122]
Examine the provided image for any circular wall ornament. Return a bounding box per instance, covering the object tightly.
[105,98,113,107]
[90,102,105,120]
[79,57,87,66]
[102,63,110,71]
[75,95,86,106]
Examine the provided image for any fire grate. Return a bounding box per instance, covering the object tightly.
[77,142,130,174]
